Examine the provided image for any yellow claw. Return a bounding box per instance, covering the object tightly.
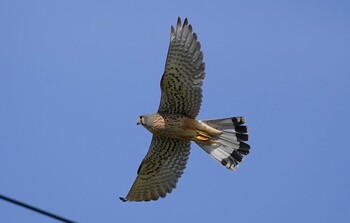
[196,135,210,141]
[195,129,211,141]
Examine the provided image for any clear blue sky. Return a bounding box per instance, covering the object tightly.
[1,0,349,222]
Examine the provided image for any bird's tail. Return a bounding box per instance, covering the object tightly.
[195,117,250,171]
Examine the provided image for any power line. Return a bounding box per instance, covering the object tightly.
[0,194,76,223]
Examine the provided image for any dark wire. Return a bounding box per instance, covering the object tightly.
[0,194,76,223]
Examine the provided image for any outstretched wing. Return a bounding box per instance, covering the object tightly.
[158,17,205,119]
[120,135,191,202]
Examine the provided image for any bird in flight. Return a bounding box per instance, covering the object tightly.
[120,18,250,202]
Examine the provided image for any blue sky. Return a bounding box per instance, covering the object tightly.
[1,0,349,222]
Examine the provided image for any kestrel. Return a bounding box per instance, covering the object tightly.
[120,18,250,202]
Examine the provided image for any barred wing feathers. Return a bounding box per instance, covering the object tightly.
[119,136,191,202]
[158,17,205,118]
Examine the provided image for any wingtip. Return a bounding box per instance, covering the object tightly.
[119,197,128,202]
[183,18,188,26]
[170,25,175,40]
[188,24,193,32]
[177,17,182,30]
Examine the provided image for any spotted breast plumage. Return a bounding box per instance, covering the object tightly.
[120,18,250,202]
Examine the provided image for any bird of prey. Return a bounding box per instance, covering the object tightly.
[120,18,250,202]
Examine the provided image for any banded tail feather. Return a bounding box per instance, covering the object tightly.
[195,117,250,170]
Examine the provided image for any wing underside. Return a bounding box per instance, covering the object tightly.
[120,135,191,202]
[158,18,205,119]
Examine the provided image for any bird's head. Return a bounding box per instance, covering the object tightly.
[137,114,154,128]
[137,113,160,133]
